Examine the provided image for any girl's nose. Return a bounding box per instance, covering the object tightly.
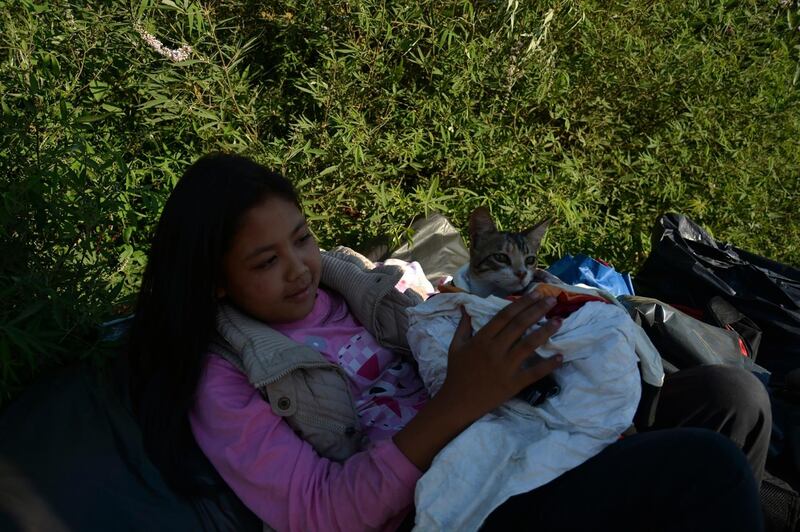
[286,251,308,280]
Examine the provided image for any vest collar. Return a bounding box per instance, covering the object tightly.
[212,250,407,387]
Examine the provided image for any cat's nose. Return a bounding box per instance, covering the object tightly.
[515,271,526,280]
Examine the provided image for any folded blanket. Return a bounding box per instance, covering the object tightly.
[406,287,663,531]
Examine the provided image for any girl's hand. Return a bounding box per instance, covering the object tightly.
[438,291,563,423]
[393,290,562,471]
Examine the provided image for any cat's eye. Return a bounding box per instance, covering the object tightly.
[525,256,537,265]
[492,253,510,264]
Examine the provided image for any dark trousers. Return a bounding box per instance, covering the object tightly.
[480,365,770,531]
[653,364,771,486]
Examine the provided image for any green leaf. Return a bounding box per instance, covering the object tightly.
[139,96,171,110]
[101,103,123,113]
[75,113,112,123]
[318,165,339,176]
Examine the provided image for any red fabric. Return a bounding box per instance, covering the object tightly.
[546,292,609,318]
[507,286,610,318]
[724,324,750,357]
[669,303,705,321]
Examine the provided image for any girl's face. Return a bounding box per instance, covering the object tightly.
[217,197,322,323]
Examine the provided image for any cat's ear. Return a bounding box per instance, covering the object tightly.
[523,217,553,248]
[468,206,496,243]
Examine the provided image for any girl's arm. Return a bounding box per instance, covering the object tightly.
[190,355,419,532]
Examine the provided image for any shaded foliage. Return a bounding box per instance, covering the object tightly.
[1,0,799,405]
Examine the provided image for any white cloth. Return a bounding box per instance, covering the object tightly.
[381,258,436,296]
[406,291,663,531]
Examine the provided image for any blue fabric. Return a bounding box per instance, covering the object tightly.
[547,254,635,297]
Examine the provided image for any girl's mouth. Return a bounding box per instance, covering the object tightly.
[286,284,312,301]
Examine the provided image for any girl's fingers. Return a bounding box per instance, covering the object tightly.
[448,306,473,355]
[516,353,563,388]
[492,296,557,349]
[477,291,543,338]
[509,317,563,365]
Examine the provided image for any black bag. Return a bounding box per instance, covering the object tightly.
[634,213,800,381]
[620,295,769,380]
[619,294,770,431]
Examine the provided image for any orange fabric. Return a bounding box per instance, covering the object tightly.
[438,282,466,294]
[508,284,610,318]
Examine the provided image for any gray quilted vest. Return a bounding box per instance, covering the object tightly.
[210,248,423,462]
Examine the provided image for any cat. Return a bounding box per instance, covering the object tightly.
[453,206,561,405]
[454,206,555,299]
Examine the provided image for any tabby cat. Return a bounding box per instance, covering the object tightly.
[460,206,561,405]
[461,206,553,298]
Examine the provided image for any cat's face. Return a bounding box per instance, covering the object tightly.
[468,207,551,297]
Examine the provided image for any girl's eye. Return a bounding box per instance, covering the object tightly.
[257,256,278,269]
[492,253,510,264]
[298,233,313,244]
[525,256,537,265]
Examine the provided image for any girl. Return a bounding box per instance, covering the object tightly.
[129,153,765,531]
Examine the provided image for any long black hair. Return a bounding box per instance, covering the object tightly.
[127,153,299,494]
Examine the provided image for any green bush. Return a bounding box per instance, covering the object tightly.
[1,0,799,405]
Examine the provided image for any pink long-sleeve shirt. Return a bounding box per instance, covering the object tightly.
[189,288,427,531]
